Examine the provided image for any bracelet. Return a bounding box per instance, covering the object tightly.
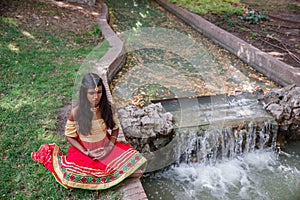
[111,136,117,139]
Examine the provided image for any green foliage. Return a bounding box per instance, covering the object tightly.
[46,9,64,16]
[169,0,245,15]
[251,32,258,39]
[240,10,269,24]
[0,4,113,199]
[286,4,300,11]
[0,17,20,26]
[90,24,101,36]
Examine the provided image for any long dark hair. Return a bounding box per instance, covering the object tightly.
[75,73,115,135]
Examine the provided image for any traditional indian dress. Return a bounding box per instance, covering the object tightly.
[31,118,147,190]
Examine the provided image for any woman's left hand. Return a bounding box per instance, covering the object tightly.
[91,145,114,160]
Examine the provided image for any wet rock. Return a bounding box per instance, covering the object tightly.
[153,137,171,149]
[262,85,300,140]
[265,103,283,120]
[141,144,150,154]
[118,103,174,153]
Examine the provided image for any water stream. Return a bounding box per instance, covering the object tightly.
[104,0,300,199]
[142,143,300,200]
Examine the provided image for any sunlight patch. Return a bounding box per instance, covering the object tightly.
[8,43,19,53]
[21,31,36,40]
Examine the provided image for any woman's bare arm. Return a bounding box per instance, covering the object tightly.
[66,136,89,156]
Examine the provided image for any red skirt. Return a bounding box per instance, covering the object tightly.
[31,141,147,190]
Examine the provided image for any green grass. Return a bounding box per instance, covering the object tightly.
[169,0,245,15]
[0,2,121,199]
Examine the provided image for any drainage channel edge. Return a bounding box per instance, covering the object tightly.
[95,1,149,200]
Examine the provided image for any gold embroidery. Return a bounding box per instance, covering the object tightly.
[78,119,106,142]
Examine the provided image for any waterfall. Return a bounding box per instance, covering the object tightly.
[141,120,300,200]
[141,95,300,200]
[177,120,278,165]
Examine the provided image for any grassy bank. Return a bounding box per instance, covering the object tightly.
[168,0,244,15]
[0,0,119,199]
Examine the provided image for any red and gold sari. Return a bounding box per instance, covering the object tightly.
[31,119,147,190]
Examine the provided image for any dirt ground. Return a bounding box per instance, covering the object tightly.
[1,0,299,68]
[204,0,300,68]
[0,0,103,38]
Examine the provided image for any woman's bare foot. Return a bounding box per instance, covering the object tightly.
[128,170,143,178]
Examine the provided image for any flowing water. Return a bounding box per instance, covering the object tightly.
[142,140,300,200]
[141,95,299,200]
[104,0,300,199]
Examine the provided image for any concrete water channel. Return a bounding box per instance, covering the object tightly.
[93,0,300,199]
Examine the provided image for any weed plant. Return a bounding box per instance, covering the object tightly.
[240,10,269,24]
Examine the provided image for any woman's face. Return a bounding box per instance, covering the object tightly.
[87,86,102,107]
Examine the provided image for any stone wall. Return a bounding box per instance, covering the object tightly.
[262,85,300,140]
[65,0,95,6]
[117,103,174,154]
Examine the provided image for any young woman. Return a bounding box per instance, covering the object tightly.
[32,73,147,190]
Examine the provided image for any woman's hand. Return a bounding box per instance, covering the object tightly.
[89,145,114,160]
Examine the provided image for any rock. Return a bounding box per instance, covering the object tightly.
[262,85,300,140]
[120,118,133,129]
[294,108,300,117]
[66,0,95,6]
[118,108,129,118]
[141,144,151,154]
[124,125,142,138]
[153,137,171,149]
[141,116,155,127]
[118,103,174,153]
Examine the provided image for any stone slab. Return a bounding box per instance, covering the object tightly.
[115,178,148,200]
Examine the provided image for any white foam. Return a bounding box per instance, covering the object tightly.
[155,151,300,200]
